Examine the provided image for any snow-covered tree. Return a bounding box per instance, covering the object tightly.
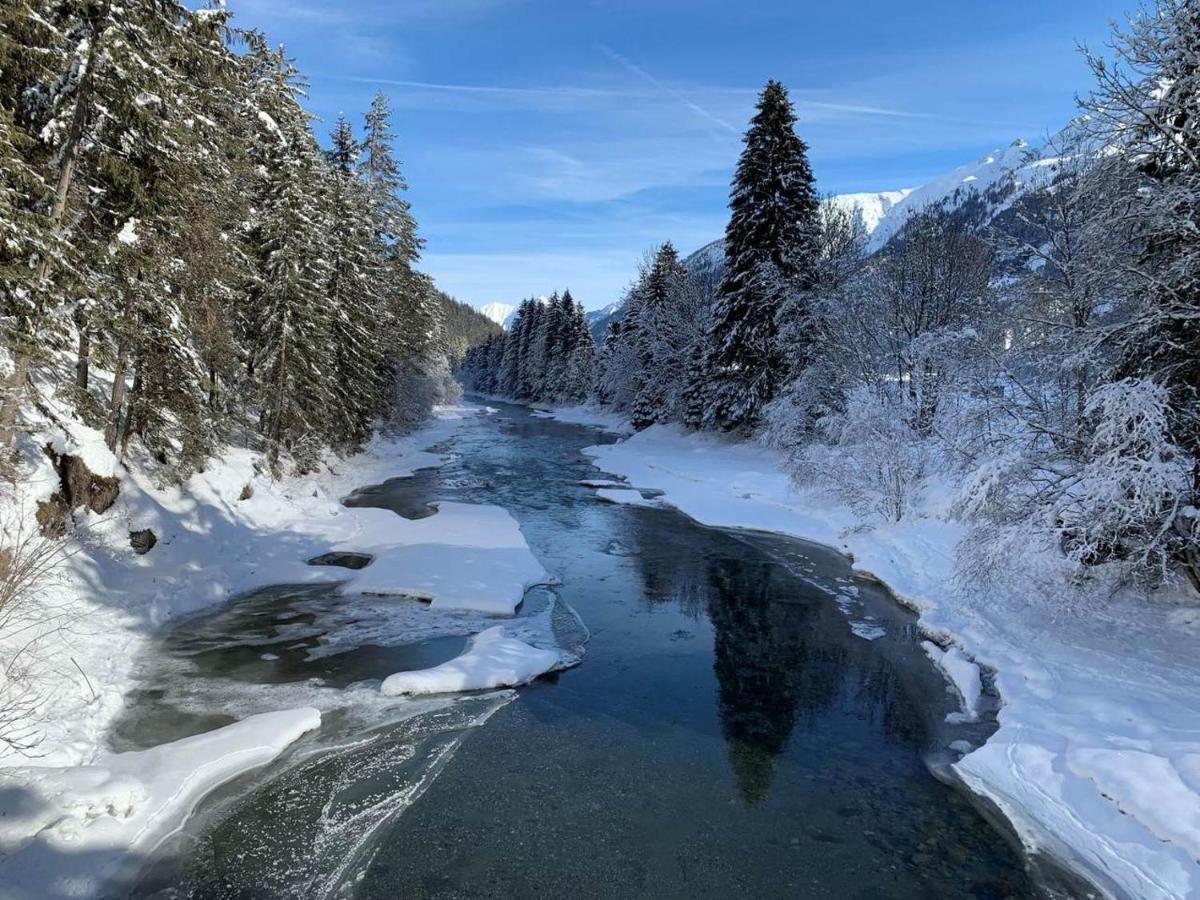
[692,80,821,432]
[1076,0,1200,587]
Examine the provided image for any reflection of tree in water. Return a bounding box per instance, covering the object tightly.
[624,514,918,805]
[706,553,850,805]
[626,510,719,620]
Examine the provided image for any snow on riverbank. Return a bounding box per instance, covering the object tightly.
[0,708,320,900]
[578,420,1200,900]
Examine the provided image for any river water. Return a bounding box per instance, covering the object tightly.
[116,400,1060,899]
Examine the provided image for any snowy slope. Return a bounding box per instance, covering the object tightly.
[830,188,915,234]
[863,138,1043,251]
[478,302,515,327]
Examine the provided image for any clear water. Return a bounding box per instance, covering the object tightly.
[119,400,1068,899]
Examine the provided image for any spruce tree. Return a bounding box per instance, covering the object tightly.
[324,116,387,447]
[695,80,820,432]
[242,45,335,470]
[631,243,686,430]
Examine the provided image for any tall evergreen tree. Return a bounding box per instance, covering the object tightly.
[325,116,387,447]
[693,80,820,432]
[631,243,687,430]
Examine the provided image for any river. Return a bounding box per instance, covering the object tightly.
[114,400,1062,899]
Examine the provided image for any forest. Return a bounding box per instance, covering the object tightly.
[0,1,495,482]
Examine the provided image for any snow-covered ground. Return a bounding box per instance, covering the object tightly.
[0,403,560,896]
[575,419,1200,900]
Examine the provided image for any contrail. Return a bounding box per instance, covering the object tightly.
[332,74,637,99]
[596,43,740,136]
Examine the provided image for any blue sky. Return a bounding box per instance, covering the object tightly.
[225,0,1130,311]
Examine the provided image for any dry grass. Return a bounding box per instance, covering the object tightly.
[0,505,72,754]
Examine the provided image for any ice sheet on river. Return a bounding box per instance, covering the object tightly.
[0,708,321,900]
[317,501,548,615]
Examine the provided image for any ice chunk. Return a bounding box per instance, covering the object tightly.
[381,626,560,695]
[922,641,982,720]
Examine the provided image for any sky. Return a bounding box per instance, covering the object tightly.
[223,0,1131,311]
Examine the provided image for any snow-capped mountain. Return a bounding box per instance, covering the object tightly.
[861,138,1046,251]
[478,302,516,327]
[682,136,1056,278]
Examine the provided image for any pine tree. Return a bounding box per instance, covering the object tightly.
[496,300,528,396]
[695,80,820,432]
[360,91,420,268]
[242,44,335,470]
[516,299,544,400]
[561,295,596,403]
[324,116,387,447]
[631,243,686,430]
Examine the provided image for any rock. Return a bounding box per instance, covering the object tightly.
[307,551,372,570]
[35,493,70,538]
[129,528,157,555]
[43,445,120,515]
[238,483,253,501]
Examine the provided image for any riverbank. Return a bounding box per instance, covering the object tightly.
[0,403,555,897]
[562,410,1200,900]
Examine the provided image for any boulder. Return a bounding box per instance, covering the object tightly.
[129,528,157,555]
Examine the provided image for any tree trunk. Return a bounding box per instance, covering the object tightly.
[105,338,130,452]
[74,305,90,392]
[118,365,141,460]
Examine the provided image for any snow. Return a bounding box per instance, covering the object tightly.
[542,404,632,434]
[829,188,914,233]
[863,138,1043,251]
[0,708,320,899]
[380,625,560,695]
[0,399,564,896]
[477,302,515,327]
[327,501,548,614]
[115,218,139,246]
[0,403,511,770]
[585,423,1200,900]
[922,641,982,721]
[594,487,661,507]
[45,421,118,480]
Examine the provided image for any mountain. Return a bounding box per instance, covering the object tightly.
[861,138,1045,252]
[478,302,516,327]
[438,292,503,365]
[830,189,914,236]
[681,136,1056,282]
[586,302,623,342]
